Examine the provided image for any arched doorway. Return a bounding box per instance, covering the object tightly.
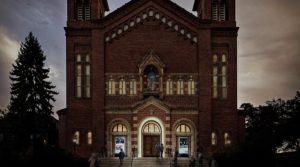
[107,119,131,157]
[142,121,161,157]
[138,117,165,157]
[173,120,197,157]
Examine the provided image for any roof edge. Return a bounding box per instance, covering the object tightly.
[192,0,199,11]
[103,0,109,11]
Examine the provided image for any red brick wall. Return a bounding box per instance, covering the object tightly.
[60,0,242,158]
[105,20,197,73]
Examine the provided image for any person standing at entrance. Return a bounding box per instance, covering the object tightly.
[155,143,160,158]
[160,143,164,158]
[119,148,125,166]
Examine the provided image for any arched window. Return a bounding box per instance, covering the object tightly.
[211,132,217,146]
[108,79,115,95]
[144,65,158,91]
[112,123,128,132]
[166,79,173,95]
[143,122,161,133]
[213,54,218,63]
[212,53,227,99]
[87,131,92,145]
[85,54,91,98]
[73,131,80,145]
[224,132,231,145]
[75,54,90,98]
[130,79,137,95]
[177,79,184,95]
[221,54,227,98]
[76,54,82,98]
[119,79,126,95]
[176,124,191,133]
[188,79,195,95]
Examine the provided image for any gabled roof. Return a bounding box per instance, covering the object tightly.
[138,50,165,73]
[132,96,170,113]
[103,0,199,44]
[102,0,198,26]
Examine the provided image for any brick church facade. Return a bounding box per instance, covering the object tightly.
[58,0,244,158]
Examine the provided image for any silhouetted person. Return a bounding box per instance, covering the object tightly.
[198,150,203,167]
[155,143,160,158]
[119,149,125,166]
[189,156,196,167]
[94,154,101,167]
[160,144,164,158]
[89,153,97,167]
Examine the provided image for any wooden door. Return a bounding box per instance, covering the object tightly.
[143,135,160,157]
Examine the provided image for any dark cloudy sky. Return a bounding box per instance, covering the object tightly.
[0,0,300,114]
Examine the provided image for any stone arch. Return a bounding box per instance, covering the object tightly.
[137,116,166,157]
[172,118,197,157]
[106,118,131,157]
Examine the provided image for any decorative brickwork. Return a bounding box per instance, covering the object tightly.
[58,0,244,158]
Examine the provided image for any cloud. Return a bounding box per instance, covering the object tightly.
[237,0,300,106]
[0,0,66,112]
[0,27,20,109]
[0,0,299,112]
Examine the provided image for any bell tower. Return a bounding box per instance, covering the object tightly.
[193,0,235,22]
[67,0,109,21]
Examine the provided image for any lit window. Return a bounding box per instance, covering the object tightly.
[143,123,160,133]
[108,79,115,95]
[73,131,80,145]
[76,62,82,98]
[75,54,91,98]
[112,123,128,132]
[85,64,90,98]
[211,132,217,146]
[166,79,173,95]
[224,132,231,145]
[177,79,184,95]
[221,54,227,98]
[188,79,195,95]
[212,53,227,99]
[87,131,92,145]
[130,79,137,95]
[119,79,126,95]
[176,124,191,133]
[213,54,218,63]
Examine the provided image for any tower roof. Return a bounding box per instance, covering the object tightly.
[103,0,109,11]
[192,0,199,11]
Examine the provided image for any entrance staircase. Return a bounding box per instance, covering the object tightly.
[99,157,209,167]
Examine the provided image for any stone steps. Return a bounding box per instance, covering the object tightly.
[97,157,209,167]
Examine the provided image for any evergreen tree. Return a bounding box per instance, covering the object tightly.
[8,32,58,149]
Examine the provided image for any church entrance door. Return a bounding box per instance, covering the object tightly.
[143,135,160,157]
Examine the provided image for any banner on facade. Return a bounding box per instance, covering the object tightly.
[115,136,126,154]
[178,137,189,155]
